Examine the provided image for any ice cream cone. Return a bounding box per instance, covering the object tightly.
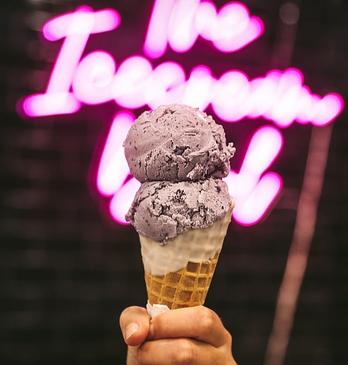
[124,104,236,313]
[139,207,232,309]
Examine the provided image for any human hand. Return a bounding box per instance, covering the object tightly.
[119,305,237,365]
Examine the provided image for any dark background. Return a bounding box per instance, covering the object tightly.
[1,0,347,364]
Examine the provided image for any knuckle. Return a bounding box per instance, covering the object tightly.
[225,330,233,346]
[197,307,216,334]
[173,339,194,365]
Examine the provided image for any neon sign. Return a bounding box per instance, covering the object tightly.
[19,2,344,226]
[144,0,264,57]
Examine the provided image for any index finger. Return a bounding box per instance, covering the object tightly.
[148,306,230,347]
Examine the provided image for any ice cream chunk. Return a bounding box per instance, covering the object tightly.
[126,178,232,243]
[124,104,235,182]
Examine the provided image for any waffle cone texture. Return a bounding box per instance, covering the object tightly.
[140,209,232,309]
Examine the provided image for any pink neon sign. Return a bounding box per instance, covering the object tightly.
[20,5,343,128]
[22,6,121,117]
[144,0,264,57]
[19,2,344,226]
[225,127,283,225]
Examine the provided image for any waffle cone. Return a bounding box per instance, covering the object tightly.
[139,209,231,309]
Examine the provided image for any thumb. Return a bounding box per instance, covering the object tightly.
[119,306,150,347]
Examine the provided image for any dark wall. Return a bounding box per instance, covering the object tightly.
[1,1,347,364]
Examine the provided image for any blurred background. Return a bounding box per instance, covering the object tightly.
[1,0,347,364]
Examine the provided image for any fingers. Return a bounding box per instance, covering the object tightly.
[148,305,230,347]
[137,338,220,365]
[120,306,236,365]
[119,306,150,346]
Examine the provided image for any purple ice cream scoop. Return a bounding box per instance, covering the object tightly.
[124,104,235,242]
[123,104,235,182]
[126,179,232,243]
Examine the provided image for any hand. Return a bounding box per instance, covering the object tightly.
[119,305,237,365]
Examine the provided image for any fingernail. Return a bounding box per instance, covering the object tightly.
[125,323,139,340]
